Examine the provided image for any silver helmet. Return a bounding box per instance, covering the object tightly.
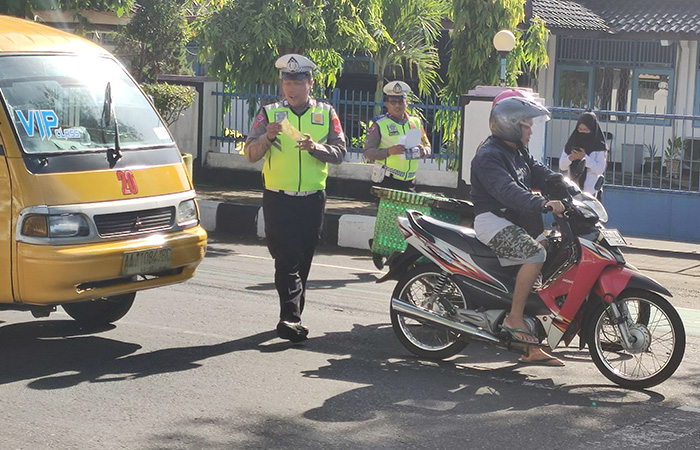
[489,96,550,142]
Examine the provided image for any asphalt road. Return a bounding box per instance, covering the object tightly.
[1,235,699,449]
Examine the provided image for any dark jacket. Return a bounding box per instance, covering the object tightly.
[470,136,553,217]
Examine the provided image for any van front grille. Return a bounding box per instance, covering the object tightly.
[94,206,175,237]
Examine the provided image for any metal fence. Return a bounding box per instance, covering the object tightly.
[210,85,700,193]
[211,84,460,170]
[545,107,700,193]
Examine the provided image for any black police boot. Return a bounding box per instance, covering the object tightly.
[276,321,309,343]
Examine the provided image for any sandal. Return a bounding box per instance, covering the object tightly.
[499,324,540,345]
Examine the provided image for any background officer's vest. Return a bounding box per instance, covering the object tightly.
[263,101,330,191]
[374,114,421,181]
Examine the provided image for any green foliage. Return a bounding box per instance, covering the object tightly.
[115,0,191,83]
[644,143,659,159]
[665,137,685,161]
[1,0,133,18]
[193,0,380,91]
[362,0,450,104]
[435,1,550,170]
[351,121,368,150]
[142,82,196,126]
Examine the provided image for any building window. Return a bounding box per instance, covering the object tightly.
[555,37,676,115]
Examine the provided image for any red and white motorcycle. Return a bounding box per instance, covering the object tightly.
[379,176,685,389]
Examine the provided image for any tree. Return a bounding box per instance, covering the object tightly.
[443,0,549,101]
[364,0,450,103]
[1,0,132,18]
[115,0,191,83]
[192,0,382,91]
[142,82,196,126]
[434,1,549,168]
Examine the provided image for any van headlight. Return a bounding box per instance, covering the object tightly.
[22,214,90,238]
[177,199,199,227]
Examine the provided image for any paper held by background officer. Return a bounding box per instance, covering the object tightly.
[399,128,423,159]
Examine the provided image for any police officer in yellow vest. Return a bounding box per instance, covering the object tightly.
[363,81,431,192]
[244,54,347,342]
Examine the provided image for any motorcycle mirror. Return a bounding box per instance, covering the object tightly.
[545,173,580,200]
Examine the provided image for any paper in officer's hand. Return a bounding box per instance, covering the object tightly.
[404,128,421,148]
[279,118,304,141]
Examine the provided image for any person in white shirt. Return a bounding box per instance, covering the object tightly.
[559,111,607,196]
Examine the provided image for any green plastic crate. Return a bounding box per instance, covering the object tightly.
[370,187,469,257]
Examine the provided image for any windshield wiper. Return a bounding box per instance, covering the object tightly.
[102,82,122,167]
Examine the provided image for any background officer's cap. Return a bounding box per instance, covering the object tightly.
[383,81,411,98]
[275,54,316,80]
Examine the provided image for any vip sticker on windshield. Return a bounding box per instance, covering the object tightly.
[16,110,81,140]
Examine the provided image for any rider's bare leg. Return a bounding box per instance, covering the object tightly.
[502,262,543,343]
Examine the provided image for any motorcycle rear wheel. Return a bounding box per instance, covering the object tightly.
[586,289,685,389]
[390,264,470,360]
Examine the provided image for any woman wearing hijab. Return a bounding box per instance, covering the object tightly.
[559,111,608,195]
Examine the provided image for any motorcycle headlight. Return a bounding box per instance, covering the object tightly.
[573,193,609,223]
[177,199,199,227]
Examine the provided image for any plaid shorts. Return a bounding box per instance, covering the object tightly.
[487,225,546,266]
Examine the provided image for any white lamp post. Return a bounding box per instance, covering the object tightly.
[493,29,516,87]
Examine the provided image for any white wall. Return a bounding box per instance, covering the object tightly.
[167,89,199,157]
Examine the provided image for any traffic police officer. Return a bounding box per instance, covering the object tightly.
[244,54,347,342]
[363,80,431,192]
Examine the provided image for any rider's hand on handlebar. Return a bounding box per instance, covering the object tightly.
[545,200,566,217]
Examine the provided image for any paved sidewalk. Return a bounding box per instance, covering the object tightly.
[195,184,700,258]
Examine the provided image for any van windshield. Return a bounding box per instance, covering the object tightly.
[0,54,173,154]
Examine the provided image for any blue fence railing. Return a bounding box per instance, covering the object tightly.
[546,107,700,193]
[211,85,460,170]
[210,86,700,193]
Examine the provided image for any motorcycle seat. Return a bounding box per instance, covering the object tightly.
[415,215,496,258]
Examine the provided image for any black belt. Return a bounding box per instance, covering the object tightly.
[266,189,321,197]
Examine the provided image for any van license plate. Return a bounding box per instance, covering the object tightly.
[122,246,172,276]
[601,229,627,247]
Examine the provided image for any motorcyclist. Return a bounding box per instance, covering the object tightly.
[470,96,566,366]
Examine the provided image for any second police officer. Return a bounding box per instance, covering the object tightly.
[244,54,347,342]
[363,81,431,193]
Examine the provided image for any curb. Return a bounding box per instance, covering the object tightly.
[198,199,700,259]
[199,200,376,251]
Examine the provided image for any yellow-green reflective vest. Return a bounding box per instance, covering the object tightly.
[373,114,422,181]
[263,100,331,192]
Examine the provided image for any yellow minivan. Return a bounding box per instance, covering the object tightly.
[0,16,207,325]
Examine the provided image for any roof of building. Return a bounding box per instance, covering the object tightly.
[532,0,700,38]
[0,15,108,54]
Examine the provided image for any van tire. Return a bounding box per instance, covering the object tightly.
[62,293,136,326]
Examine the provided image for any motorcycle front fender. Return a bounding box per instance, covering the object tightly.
[376,246,422,283]
[593,264,672,302]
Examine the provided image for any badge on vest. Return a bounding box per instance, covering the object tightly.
[274,111,288,123]
[311,112,324,125]
[387,123,399,136]
[408,120,417,130]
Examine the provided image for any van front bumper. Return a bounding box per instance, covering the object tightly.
[15,225,207,305]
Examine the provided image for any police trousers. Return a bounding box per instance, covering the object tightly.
[262,189,326,323]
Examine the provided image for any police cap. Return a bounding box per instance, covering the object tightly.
[383,80,411,98]
[275,54,316,80]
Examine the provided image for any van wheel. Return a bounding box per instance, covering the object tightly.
[62,292,136,326]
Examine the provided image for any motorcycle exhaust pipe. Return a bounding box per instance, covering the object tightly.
[391,298,501,344]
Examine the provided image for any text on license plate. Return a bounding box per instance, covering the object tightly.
[601,229,627,247]
[122,246,172,276]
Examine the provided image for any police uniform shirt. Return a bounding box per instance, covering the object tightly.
[245,98,346,164]
[362,113,430,162]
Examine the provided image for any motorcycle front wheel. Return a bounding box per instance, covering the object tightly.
[586,289,685,389]
[390,264,470,360]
